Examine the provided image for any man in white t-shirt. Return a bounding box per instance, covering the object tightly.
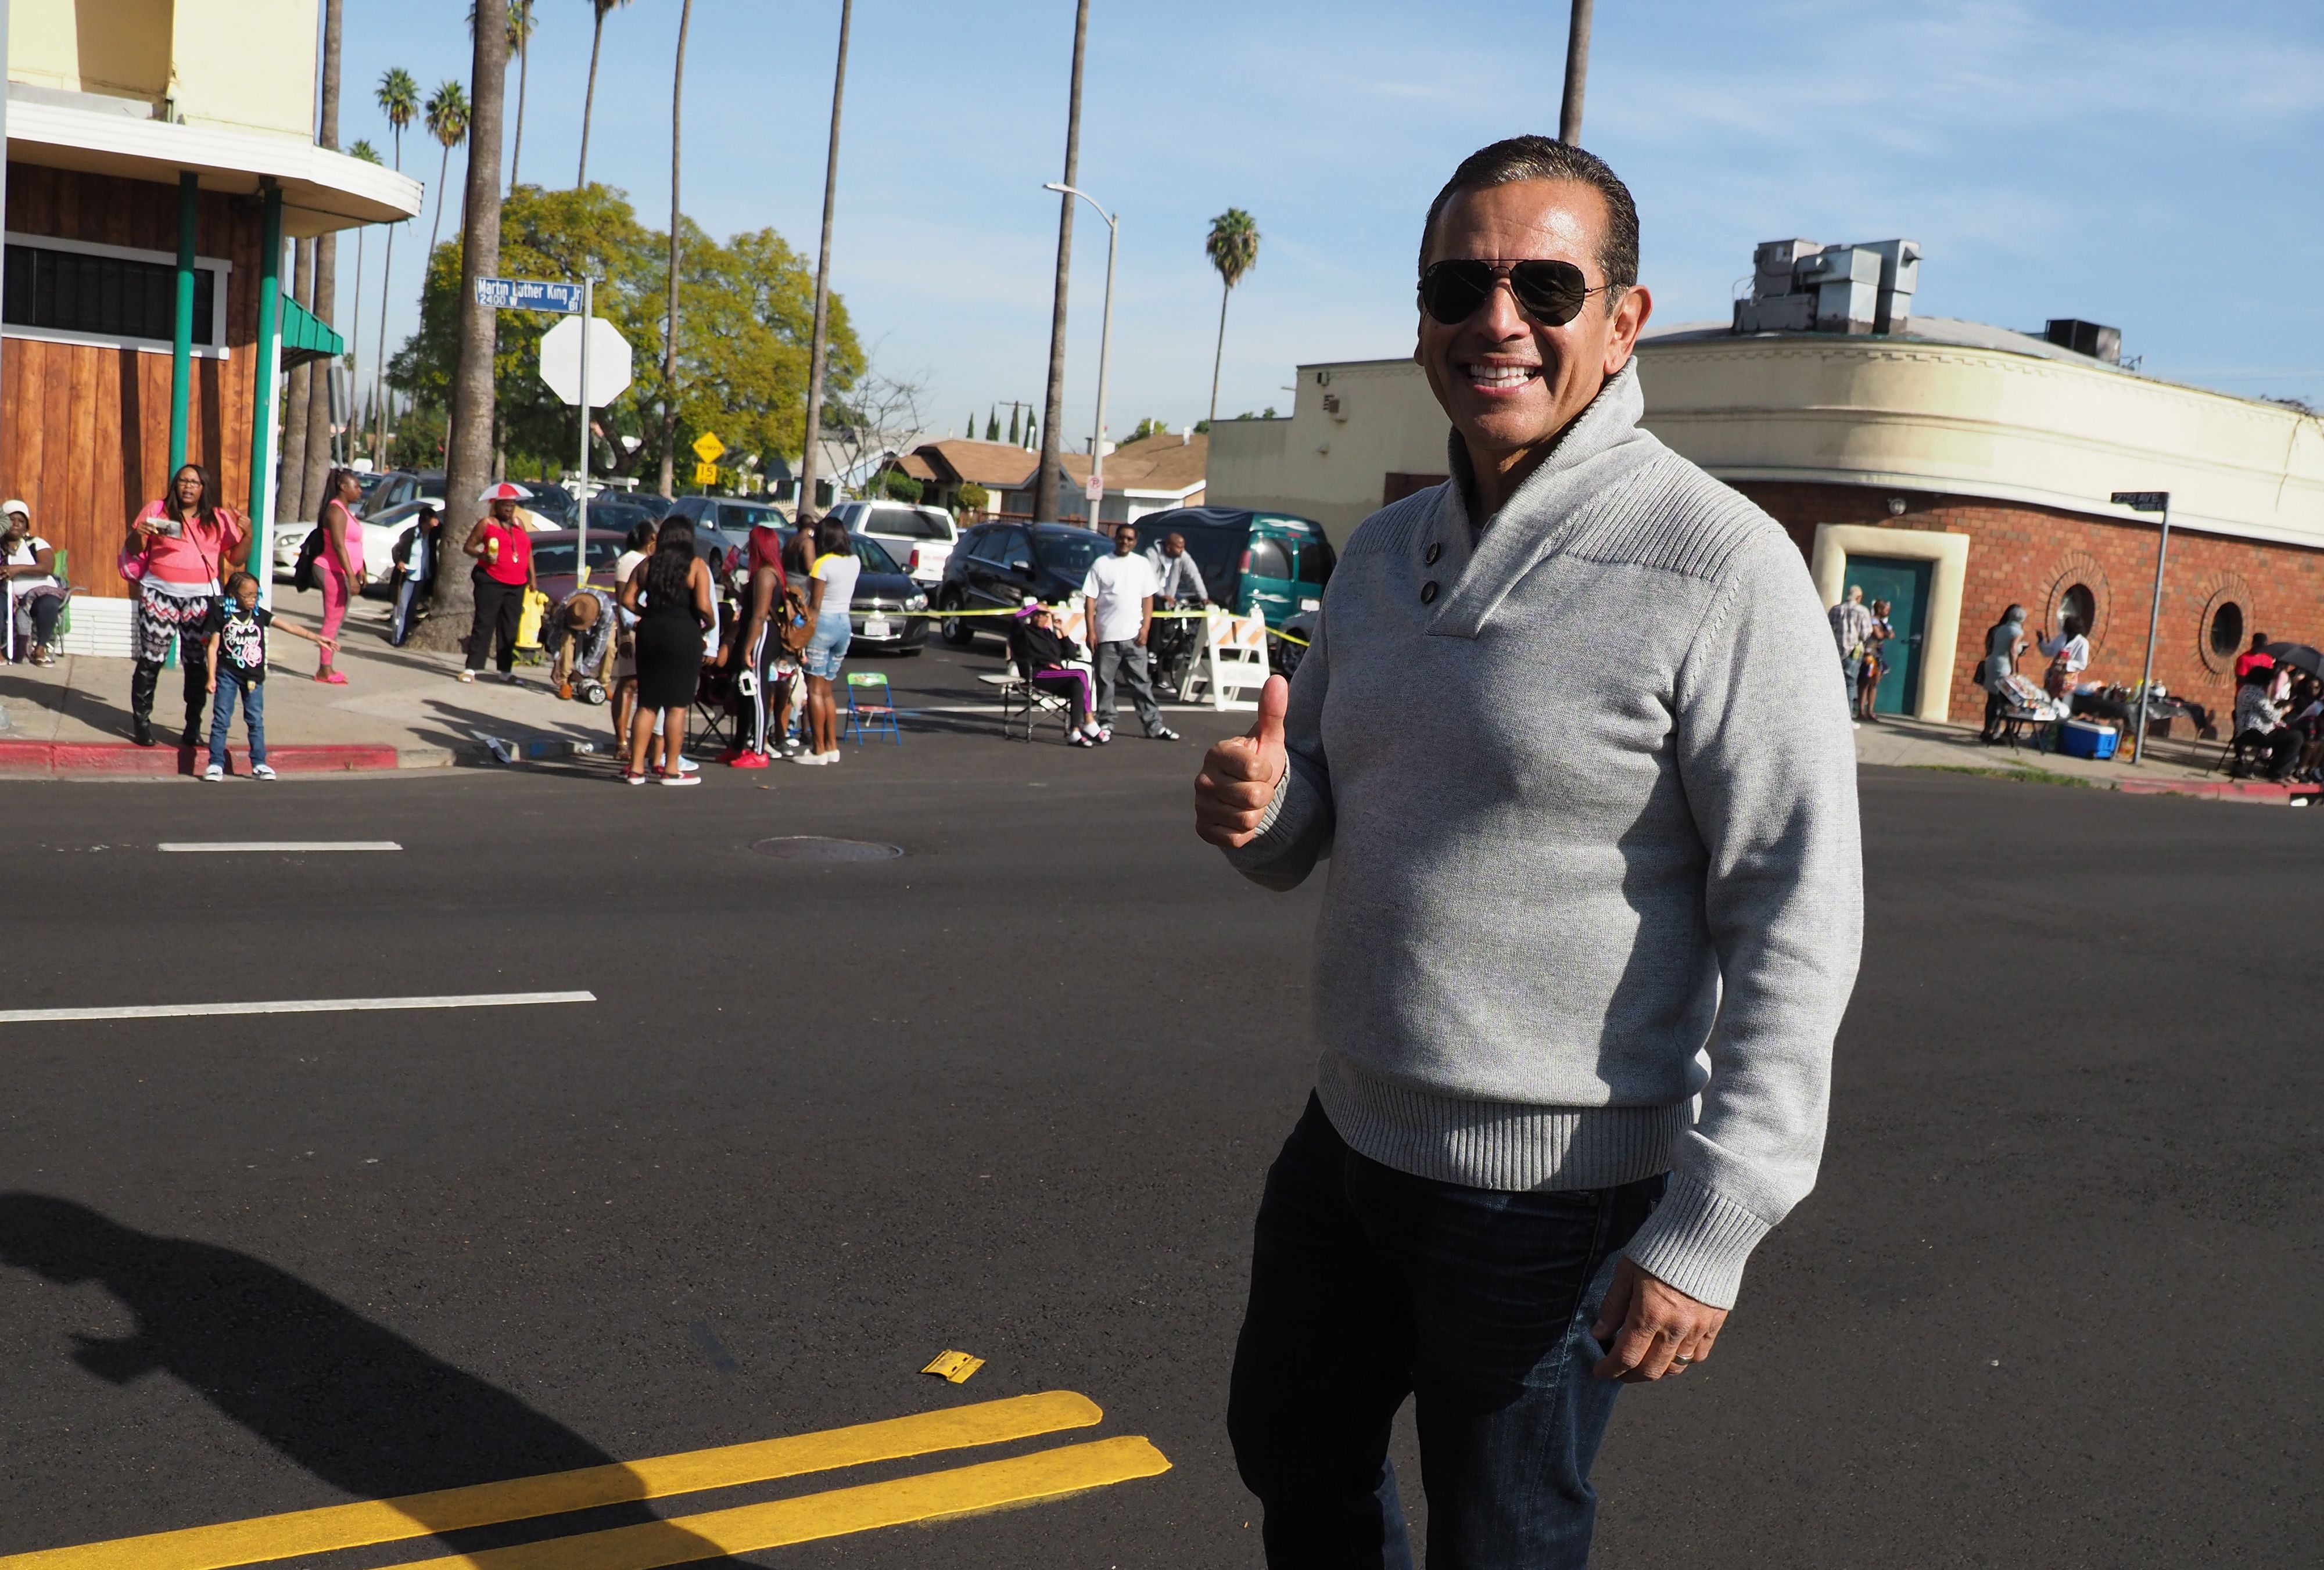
[1079,524,1177,742]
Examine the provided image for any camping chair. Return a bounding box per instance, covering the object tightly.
[690,660,734,756]
[5,547,77,660]
[844,670,901,746]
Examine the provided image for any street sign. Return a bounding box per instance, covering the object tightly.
[538,316,633,407]
[1084,473,1104,504]
[2110,490,2169,512]
[692,432,726,463]
[475,276,586,313]
[694,461,719,486]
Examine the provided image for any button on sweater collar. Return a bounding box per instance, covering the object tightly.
[1422,361,1662,641]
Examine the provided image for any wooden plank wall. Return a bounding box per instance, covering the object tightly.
[1,166,263,597]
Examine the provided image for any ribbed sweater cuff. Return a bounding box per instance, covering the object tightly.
[1620,1169,1771,1312]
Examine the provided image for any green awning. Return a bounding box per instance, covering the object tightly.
[278,292,345,369]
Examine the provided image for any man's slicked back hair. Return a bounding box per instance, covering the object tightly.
[1419,136,1640,293]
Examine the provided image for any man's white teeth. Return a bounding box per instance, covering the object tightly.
[1466,364,1538,388]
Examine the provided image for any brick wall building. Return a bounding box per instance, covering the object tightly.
[1211,304,2324,727]
[1733,481,2314,724]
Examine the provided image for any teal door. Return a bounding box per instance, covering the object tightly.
[1844,556,1932,714]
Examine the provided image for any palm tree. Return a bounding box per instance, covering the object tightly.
[347,139,381,463]
[656,0,694,497]
[578,0,635,188]
[471,2,537,188]
[424,80,471,261]
[429,0,512,649]
[1204,208,1260,427]
[374,69,418,465]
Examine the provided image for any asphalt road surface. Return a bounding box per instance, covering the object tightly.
[0,658,2316,1567]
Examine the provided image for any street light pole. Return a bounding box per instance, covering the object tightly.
[1046,182,1116,527]
[2113,489,2172,765]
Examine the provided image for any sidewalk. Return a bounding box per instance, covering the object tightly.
[0,589,618,777]
[1853,712,2317,802]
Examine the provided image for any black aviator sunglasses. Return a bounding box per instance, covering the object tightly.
[1418,258,1609,328]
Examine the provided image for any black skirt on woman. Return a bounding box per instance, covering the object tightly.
[633,602,705,710]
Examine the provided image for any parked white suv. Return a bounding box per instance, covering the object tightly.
[831,500,956,586]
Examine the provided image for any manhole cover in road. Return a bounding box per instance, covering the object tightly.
[751,836,905,863]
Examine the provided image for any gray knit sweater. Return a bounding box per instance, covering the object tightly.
[1224,363,1861,1309]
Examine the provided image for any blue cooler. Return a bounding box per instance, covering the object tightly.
[2060,718,2118,760]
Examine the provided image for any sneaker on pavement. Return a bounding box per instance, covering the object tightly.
[659,773,701,786]
[729,750,770,770]
[201,763,224,781]
[623,771,650,784]
[792,750,830,766]
[675,755,700,774]
[251,763,278,781]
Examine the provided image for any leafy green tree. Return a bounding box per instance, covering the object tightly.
[1006,404,1018,444]
[1129,416,1172,441]
[878,469,923,503]
[985,407,999,441]
[957,481,990,515]
[389,184,860,484]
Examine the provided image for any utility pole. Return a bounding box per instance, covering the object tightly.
[795,0,852,521]
[301,0,344,518]
[1559,0,1593,145]
[2113,490,2172,764]
[1046,184,1115,523]
[655,0,692,498]
[1034,0,1089,524]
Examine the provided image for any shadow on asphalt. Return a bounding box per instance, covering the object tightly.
[0,1194,743,1564]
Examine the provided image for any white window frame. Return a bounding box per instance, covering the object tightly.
[1,231,234,361]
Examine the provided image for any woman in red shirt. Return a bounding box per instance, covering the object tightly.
[458,483,537,683]
[124,463,248,748]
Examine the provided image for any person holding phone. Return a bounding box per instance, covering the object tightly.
[124,463,248,748]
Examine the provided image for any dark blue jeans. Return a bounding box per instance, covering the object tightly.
[1228,1095,1664,1570]
[206,670,265,769]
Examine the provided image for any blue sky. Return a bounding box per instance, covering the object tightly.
[342,0,2324,450]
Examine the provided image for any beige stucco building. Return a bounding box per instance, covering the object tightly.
[1208,317,2324,723]
[5,0,419,640]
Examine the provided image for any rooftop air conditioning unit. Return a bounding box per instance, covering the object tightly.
[1798,246,1882,334]
[1752,239,1821,300]
[1855,239,1921,335]
[2045,319,2121,364]
[1734,294,1816,333]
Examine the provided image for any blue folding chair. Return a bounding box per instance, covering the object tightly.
[844,670,901,746]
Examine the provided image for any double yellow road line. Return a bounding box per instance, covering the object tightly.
[2,1392,1167,1570]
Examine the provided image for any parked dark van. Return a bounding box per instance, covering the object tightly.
[1126,506,1335,630]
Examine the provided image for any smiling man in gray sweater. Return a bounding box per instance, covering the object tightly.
[1196,138,1862,1568]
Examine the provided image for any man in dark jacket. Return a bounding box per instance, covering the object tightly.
[1005,603,1102,747]
[388,506,440,646]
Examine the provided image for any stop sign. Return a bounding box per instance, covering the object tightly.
[538,316,633,407]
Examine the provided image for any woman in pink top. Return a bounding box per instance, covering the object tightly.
[314,468,364,684]
[125,463,248,748]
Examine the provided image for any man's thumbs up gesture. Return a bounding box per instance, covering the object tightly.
[1195,674,1290,849]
